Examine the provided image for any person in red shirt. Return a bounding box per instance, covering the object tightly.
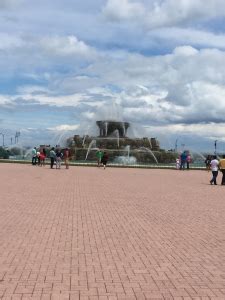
[39,150,46,166]
[63,148,70,169]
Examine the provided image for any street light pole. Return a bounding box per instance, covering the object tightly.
[214,140,218,155]
[15,131,20,144]
[175,139,178,152]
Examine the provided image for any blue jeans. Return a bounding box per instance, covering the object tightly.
[210,171,218,185]
[180,161,186,170]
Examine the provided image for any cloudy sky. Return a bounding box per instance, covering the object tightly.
[1,0,225,152]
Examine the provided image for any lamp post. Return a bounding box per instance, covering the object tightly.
[15,131,20,144]
[175,138,178,152]
[214,140,218,155]
[0,133,5,147]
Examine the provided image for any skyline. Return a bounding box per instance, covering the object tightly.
[1,0,225,152]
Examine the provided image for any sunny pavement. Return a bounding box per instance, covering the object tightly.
[0,163,225,300]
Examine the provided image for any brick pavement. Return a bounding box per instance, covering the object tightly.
[0,163,225,300]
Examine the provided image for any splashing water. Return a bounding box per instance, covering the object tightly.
[85,140,97,160]
[137,147,158,164]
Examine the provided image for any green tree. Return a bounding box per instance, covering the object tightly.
[0,147,9,159]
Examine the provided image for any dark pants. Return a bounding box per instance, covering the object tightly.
[187,162,190,169]
[50,158,55,168]
[32,156,37,165]
[221,170,225,185]
[210,171,218,185]
[180,161,185,170]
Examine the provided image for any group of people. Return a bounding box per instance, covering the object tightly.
[176,151,192,170]
[30,146,225,184]
[31,147,47,166]
[175,151,225,185]
[206,155,225,185]
[32,146,108,169]
[31,147,70,169]
[96,149,109,169]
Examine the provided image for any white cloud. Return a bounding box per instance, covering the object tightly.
[17,93,88,107]
[48,124,80,131]
[16,85,49,95]
[0,0,24,9]
[102,0,144,21]
[149,27,225,50]
[0,33,25,50]
[39,35,96,59]
[4,44,225,129]
[103,0,225,29]
[150,123,225,142]
[173,45,199,56]
[145,0,225,29]
[0,95,11,105]
[1,0,225,149]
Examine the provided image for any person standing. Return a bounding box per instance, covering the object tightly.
[39,149,46,166]
[219,155,225,185]
[186,152,191,170]
[41,147,47,166]
[96,149,103,167]
[49,147,56,169]
[176,157,180,170]
[205,155,212,171]
[31,147,37,165]
[101,151,109,169]
[63,148,70,169]
[55,148,63,169]
[210,155,219,185]
[180,151,187,170]
[36,150,41,166]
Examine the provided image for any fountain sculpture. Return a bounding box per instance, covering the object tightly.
[68,120,176,164]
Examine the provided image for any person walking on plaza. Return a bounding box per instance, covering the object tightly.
[210,155,219,185]
[31,147,37,165]
[63,148,70,169]
[101,151,109,169]
[96,149,103,167]
[219,155,225,185]
[49,147,56,169]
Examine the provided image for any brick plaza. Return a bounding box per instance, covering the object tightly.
[0,163,225,300]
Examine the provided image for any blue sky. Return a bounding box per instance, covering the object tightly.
[1,0,225,152]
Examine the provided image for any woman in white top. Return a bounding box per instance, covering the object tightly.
[210,155,219,185]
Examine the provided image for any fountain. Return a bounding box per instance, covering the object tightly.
[6,143,26,160]
[190,150,206,161]
[96,120,129,137]
[85,140,98,160]
[136,147,159,164]
[82,135,87,147]
[68,119,177,165]
[113,129,120,148]
[113,145,137,165]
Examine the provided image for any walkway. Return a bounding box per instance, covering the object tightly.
[0,163,225,300]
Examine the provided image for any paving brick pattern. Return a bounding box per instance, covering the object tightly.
[0,163,225,300]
